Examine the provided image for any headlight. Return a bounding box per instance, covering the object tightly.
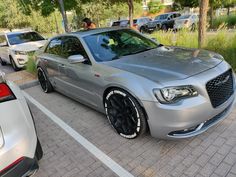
[153,85,198,104]
[13,50,27,55]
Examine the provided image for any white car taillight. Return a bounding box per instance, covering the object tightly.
[0,83,15,103]
[0,127,4,148]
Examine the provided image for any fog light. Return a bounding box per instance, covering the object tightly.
[17,58,25,65]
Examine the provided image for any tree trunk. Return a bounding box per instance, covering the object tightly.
[227,7,230,16]
[198,0,209,48]
[58,0,69,32]
[127,0,134,27]
[53,12,59,34]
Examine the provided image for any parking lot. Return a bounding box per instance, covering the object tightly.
[21,85,236,177]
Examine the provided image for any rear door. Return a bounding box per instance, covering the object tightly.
[0,35,9,63]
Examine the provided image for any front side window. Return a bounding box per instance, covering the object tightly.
[0,35,7,46]
[45,38,63,56]
[61,37,87,58]
[83,29,159,62]
[7,32,45,45]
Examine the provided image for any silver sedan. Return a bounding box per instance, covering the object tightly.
[36,28,235,139]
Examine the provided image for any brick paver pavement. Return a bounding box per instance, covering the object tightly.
[30,103,117,177]
[26,86,236,177]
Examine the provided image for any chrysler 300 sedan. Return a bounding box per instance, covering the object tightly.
[36,28,235,139]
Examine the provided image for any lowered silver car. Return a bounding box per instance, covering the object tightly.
[36,28,235,139]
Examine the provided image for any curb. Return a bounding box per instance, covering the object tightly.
[19,80,39,90]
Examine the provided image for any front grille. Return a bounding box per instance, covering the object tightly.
[206,69,234,108]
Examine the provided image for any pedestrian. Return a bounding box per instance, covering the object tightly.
[82,18,96,30]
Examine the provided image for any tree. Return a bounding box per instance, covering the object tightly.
[223,0,236,16]
[148,0,164,14]
[174,0,198,8]
[198,0,209,48]
[209,0,222,27]
[19,0,86,32]
[109,0,142,27]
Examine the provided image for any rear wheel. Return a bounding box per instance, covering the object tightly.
[0,58,6,66]
[104,88,147,139]
[162,24,167,31]
[38,67,53,93]
[10,57,20,71]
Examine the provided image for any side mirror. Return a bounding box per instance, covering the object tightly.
[68,54,86,64]
[167,17,171,21]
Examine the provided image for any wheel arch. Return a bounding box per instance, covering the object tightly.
[103,86,149,121]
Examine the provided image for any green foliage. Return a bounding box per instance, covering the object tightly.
[150,30,236,71]
[223,0,236,8]
[212,15,236,29]
[174,0,198,8]
[148,0,164,14]
[26,54,37,74]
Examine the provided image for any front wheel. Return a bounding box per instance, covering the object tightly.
[0,58,6,66]
[104,89,147,139]
[37,67,53,93]
[10,57,20,71]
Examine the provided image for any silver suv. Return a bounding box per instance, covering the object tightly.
[0,73,42,176]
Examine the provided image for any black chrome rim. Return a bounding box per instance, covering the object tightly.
[106,93,139,136]
[38,69,47,91]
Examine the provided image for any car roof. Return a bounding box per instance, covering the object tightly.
[0,30,34,36]
[53,27,129,38]
[159,12,180,16]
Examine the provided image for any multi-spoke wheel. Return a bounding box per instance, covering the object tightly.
[37,67,53,93]
[104,89,147,139]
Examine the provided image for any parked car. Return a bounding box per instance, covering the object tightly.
[146,12,181,31]
[0,30,47,71]
[36,28,235,140]
[111,17,152,33]
[0,73,43,176]
[174,14,199,31]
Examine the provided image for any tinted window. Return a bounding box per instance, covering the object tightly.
[155,14,168,20]
[7,32,44,45]
[112,21,120,27]
[45,38,63,56]
[61,37,87,58]
[0,35,7,46]
[83,29,158,62]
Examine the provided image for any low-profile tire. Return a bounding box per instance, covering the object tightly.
[35,139,43,161]
[37,67,53,93]
[10,57,20,71]
[104,88,147,139]
[0,58,6,66]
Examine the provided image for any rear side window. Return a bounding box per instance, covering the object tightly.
[112,21,120,26]
[45,38,63,56]
[0,35,7,46]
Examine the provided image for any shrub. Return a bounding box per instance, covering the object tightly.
[212,15,236,29]
[26,54,37,75]
[150,29,236,71]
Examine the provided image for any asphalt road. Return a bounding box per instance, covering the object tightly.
[0,63,14,74]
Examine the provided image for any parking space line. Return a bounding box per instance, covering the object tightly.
[23,91,134,177]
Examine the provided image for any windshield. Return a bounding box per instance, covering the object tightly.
[178,15,191,19]
[155,14,168,20]
[83,29,159,62]
[7,32,45,45]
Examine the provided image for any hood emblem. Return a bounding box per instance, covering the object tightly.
[214,75,230,86]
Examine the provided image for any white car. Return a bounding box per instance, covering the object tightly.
[174,14,199,31]
[0,30,47,71]
[0,73,43,176]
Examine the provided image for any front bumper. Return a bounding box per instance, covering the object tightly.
[143,92,235,139]
[0,157,38,177]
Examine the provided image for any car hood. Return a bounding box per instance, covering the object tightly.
[11,40,47,52]
[105,47,223,83]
